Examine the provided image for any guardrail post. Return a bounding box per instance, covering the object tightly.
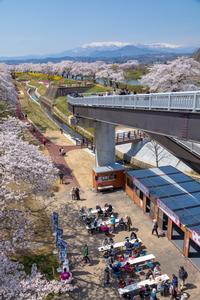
[168,94,171,110]
[149,94,152,110]
[193,93,197,112]
[134,95,136,108]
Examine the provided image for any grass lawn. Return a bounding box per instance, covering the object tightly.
[13,253,59,280]
[53,96,95,137]
[84,84,113,94]
[18,84,58,132]
[118,81,149,93]
[54,96,70,116]
[124,68,147,80]
[29,80,47,96]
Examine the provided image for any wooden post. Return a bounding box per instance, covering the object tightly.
[143,195,147,213]
[183,229,190,257]
[167,219,173,240]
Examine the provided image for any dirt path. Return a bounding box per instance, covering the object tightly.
[44,129,74,146]
[66,149,95,189]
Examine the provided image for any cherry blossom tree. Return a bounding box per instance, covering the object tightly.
[0,74,73,299]
[11,60,140,83]
[0,117,64,299]
[0,117,58,250]
[141,57,200,92]
[0,117,58,204]
[0,63,17,104]
[0,252,74,300]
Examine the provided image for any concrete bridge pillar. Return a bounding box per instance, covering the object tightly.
[95,122,115,166]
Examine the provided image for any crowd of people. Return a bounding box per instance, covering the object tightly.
[78,203,190,299]
[79,204,133,236]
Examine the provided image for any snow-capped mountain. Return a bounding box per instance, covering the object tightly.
[0,41,197,63]
[53,41,197,58]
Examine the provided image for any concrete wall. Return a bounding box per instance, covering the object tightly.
[95,122,116,166]
[45,84,94,99]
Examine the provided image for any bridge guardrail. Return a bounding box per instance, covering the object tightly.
[68,91,200,112]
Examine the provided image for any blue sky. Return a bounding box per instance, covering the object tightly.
[0,0,200,56]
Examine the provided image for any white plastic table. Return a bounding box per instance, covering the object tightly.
[86,218,119,230]
[120,253,155,267]
[88,206,114,215]
[89,207,107,215]
[98,238,142,252]
[118,274,169,295]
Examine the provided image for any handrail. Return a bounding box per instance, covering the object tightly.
[68,91,200,112]
[172,138,200,157]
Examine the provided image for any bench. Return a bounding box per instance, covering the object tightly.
[120,253,155,267]
[98,238,142,252]
[97,185,114,191]
[118,274,169,295]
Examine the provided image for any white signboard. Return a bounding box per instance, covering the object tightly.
[157,199,180,226]
[133,177,150,198]
[191,230,200,247]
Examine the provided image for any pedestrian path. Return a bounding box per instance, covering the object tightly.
[16,99,80,187]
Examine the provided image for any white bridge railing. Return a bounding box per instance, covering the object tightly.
[68,91,200,112]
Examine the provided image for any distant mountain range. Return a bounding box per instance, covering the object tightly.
[0,42,198,64]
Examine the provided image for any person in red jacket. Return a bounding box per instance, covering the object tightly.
[60,268,72,283]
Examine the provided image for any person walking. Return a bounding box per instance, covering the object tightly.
[75,186,80,200]
[103,266,110,287]
[110,214,116,233]
[172,274,178,289]
[169,283,177,300]
[82,243,90,264]
[42,137,47,146]
[152,219,159,237]
[60,147,65,156]
[70,187,76,200]
[125,215,132,231]
[60,128,63,134]
[178,266,188,290]
[59,172,64,184]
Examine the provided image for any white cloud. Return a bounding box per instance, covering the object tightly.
[82,41,182,49]
[82,41,131,48]
[145,43,181,49]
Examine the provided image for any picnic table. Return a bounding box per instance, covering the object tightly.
[120,253,155,267]
[98,238,142,252]
[118,274,169,295]
[88,206,115,215]
[80,207,114,218]
[89,207,107,215]
[86,218,119,230]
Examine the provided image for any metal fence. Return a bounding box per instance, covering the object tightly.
[68,91,200,112]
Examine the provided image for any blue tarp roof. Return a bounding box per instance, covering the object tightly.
[161,193,200,211]
[151,184,186,198]
[176,206,200,226]
[127,166,200,235]
[135,173,193,190]
[189,224,200,234]
[127,165,179,179]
